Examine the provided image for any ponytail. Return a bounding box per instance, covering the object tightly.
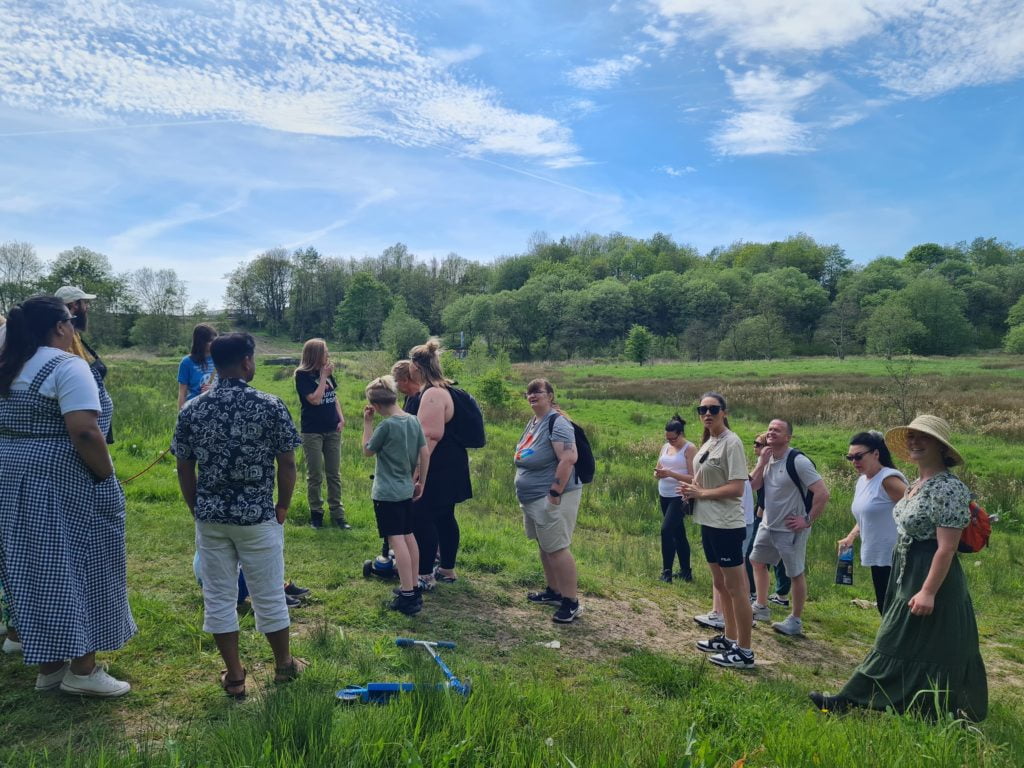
[698,392,729,446]
[0,296,69,396]
[665,412,686,435]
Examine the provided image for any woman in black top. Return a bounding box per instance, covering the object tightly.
[294,339,347,529]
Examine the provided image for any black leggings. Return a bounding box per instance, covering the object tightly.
[870,565,891,615]
[659,496,691,576]
[414,502,460,576]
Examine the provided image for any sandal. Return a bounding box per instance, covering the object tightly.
[274,656,308,684]
[220,669,247,699]
[433,566,457,584]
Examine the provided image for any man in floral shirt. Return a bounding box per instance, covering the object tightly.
[173,332,305,696]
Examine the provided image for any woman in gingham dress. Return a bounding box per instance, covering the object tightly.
[0,296,135,697]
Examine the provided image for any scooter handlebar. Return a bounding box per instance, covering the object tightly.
[395,637,457,649]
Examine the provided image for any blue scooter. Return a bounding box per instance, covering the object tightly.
[337,637,471,703]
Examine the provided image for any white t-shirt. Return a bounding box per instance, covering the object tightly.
[10,346,100,413]
[741,478,755,526]
[851,467,906,567]
[763,449,822,531]
[657,440,693,497]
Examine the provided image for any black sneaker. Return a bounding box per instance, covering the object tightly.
[392,585,423,597]
[285,595,301,608]
[659,569,673,583]
[332,517,352,530]
[389,592,422,616]
[677,571,694,583]
[709,646,755,669]
[768,593,790,607]
[696,634,733,653]
[527,587,563,605]
[552,598,582,623]
[284,581,310,597]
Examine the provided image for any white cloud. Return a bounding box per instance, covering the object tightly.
[660,165,696,176]
[641,24,680,50]
[429,44,485,67]
[0,1,581,168]
[567,54,643,89]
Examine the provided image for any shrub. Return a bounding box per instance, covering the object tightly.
[1003,325,1024,355]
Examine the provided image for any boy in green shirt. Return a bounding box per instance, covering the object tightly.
[362,376,430,615]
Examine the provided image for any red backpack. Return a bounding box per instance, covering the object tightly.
[958,500,991,553]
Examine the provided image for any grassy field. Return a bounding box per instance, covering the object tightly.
[1,352,1022,767]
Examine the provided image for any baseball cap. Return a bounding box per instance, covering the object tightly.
[55,285,98,303]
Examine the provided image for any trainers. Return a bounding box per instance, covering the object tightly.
[772,614,804,636]
[309,515,324,529]
[2,637,23,654]
[696,634,734,653]
[392,585,423,597]
[285,595,301,608]
[768,593,790,607]
[693,610,725,630]
[659,569,673,583]
[809,691,852,713]
[389,592,423,616]
[552,598,582,623]
[677,572,693,583]
[527,586,563,605]
[284,581,310,597]
[751,603,772,622]
[331,517,352,530]
[709,646,755,669]
[417,576,436,592]
[35,663,70,691]
[60,665,131,697]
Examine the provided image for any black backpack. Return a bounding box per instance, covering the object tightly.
[446,386,487,449]
[784,449,816,513]
[546,413,596,484]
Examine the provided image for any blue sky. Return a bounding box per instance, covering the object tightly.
[2,0,1023,305]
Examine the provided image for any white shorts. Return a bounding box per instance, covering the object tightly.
[520,489,583,553]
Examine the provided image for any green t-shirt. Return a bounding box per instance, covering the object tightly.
[366,412,426,502]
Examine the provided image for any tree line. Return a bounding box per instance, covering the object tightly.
[4,233,1024,359]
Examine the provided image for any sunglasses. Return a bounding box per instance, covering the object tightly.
[845,450,873,462]
[696,405,723,416]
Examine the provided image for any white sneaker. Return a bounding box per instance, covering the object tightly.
[60,665,131,697]
[2,637,22,654]
[772,614,804,636]
[36,662,70,691]
[693,610,725,630]
[751,603,772,622]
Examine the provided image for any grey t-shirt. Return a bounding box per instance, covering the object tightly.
[366,412,426,502]
[514,412,581,503]
[762,448,822,530]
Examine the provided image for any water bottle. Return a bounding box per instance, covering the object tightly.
[835,546,854,586]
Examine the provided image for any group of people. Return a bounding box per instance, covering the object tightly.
[654,392,986,719]
[0,293,988,720]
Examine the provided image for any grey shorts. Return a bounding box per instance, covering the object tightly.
[520,489,582,553]
[749,525,810,578]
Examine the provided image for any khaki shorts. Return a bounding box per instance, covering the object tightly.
[520,489,582,553]
[749,525,810,578]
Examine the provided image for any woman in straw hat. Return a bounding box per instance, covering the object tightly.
[810,415,987,720]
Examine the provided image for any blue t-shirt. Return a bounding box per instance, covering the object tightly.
[178,355,216,401]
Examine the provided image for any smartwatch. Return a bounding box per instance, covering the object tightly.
[548,488,562,498]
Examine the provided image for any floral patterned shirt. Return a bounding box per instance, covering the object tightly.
[892,472,970,583]
[172,378,302,525]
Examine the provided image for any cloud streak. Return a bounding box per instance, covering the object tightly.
[0,0,581,168]
[567,55,643,89]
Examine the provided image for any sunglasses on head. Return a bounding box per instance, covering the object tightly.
[696,405,723,416]
[845,450,873,462]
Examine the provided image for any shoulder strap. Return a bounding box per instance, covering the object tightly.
[785,449,814,508]
[29,352,76,394]
[80,336,100,361]
[546,411,559,436]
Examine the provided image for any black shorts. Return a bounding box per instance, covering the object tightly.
[701,525,746,568]
[374,499,414,538]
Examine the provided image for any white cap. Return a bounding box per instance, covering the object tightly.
[55,285,98,303]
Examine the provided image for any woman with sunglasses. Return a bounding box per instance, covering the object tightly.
[837,431,907,615]
[654,414,697,583]
[0,296,134,696]
[679,393,754,669]
[811,415,987,720]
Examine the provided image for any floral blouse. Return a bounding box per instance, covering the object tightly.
[892,472,970,583]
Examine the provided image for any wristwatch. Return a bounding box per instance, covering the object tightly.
[548,488,562,498]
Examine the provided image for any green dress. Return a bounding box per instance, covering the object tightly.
[839,472,987,721]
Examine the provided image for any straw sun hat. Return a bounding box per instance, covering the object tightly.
[884,414,964,467]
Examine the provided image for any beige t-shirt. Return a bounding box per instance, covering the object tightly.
[691,429,748,530]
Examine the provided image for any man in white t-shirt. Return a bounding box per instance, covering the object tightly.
[749,419,830,636]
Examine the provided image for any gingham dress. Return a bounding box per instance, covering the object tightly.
[0,353,136,664]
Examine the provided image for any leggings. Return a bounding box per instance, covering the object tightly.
[870,565,891,615]
[414,502,460,577]
[659,496,691,576]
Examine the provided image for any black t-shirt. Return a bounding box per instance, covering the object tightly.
[295,370,341,433]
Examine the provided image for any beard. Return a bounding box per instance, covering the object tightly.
[71,312,88,332]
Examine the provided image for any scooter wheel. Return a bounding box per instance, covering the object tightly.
[362,560,373,578]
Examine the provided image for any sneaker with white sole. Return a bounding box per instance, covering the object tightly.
[59,665,131,697]
[2,637,22,654]
[709,646,755,669]
[768,593,790,608]
[36,663,70,691]
[552,598,582,623]
[772,614,804,636]
[751,603,772,622]
[693,610,725,630]
[527,586,563,605]
[696,634,734,653]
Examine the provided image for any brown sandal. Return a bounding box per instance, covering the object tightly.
[220,669,247,699]
[274,656,308,684]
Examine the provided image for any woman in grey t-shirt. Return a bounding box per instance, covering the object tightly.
[514,378,583,624]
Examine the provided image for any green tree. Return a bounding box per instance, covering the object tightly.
[750,267,829,342]
[334,272,393,346]
[897,276,972,354]
[905,242,950,267]
[864,299,928,358]
[717,313,791,360]
[1007,295,1024,328]
[1003,325,1024,354]
[380,297,430,359]
[624,324,654,365]
[0,240,43,313]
